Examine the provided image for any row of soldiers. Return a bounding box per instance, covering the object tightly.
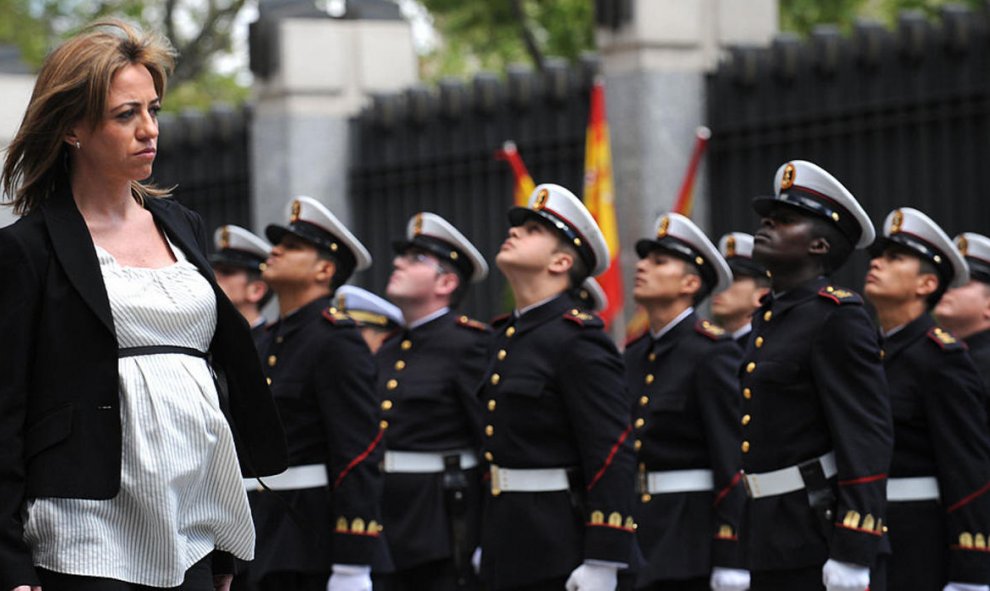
[207,159,990,591]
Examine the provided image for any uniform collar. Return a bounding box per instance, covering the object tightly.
[650,306,694,341]
[762,276,830,316]
[509,292,574,336]
[408,306,450,330]
[732,323,752,341]
[273,296,329,336]
[881,313,934,361]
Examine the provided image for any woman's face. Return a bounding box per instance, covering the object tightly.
[70,63,161,185]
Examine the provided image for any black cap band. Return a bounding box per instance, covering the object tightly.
[873,233,956,286]
[754,185,863,247]
[393,235,474,280]
[635,236,718,292]
[508,207,597,274]
[210,249,266,272]
[266,221,358,281]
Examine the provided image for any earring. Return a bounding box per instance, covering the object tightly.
[75,141,81,149]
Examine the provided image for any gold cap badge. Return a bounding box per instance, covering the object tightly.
[958,235,969,256]
[219,226,230,249]
[781,163,796,190]
[413,212,424,236]
[891,209,903,234]
[290,200,302,223]
[657,216,670,239]
[725,235,736,257]
[534,188,550,210]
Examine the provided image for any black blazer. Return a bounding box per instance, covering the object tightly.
[0,187,288,588]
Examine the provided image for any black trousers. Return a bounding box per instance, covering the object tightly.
[38,555,213,591]
[751,565,823,591]
[230,571,326,591]
[375,558,480,591]
[637,577,709,591]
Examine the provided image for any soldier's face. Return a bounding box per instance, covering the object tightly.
[632,249,697,305]
[263,235,327,289]
[711,277,767,324]
[935,280,990,328]
[386,249,447,303]
[753,205,817,266]
[864,247,932,305]
[495,219,558,273]
[214,265,252,305]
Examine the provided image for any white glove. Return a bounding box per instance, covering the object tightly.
[943,584,990,591]
[327,564,372,591]
[821,559,869,591]
[565,562,618,591]
[710,566,751,591]
[471,546,482,575]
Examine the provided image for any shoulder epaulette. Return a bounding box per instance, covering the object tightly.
[456,315,491,333]
[563,308,604,328]
[490,312,512,327]
[695,318,729,341]
[818,285,863,306]
[322,307,356,327]
[927,326,967,351]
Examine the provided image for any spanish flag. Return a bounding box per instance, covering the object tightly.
[625,126,712,342]
[495,141,536,208]
[582,77,623,331]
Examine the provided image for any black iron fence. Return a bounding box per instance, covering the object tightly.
[348,59,597,321]
[153,105,253,237]
[707,5,990,291]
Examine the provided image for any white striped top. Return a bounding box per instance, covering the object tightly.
[24,236,255,585]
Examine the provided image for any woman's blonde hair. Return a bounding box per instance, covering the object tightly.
[2,19,177,215]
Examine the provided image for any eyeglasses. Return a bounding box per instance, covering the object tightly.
[397,252,449,274]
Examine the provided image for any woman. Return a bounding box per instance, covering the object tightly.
[0,20,287,591]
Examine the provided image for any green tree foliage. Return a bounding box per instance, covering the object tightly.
[0,0,249,111]
[781,0,987,36]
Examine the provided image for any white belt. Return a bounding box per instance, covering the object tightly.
[887,476,940,502]
[490,464,570,494]
[383,449,478,473]
[243,464,327,492]
[645,469,714,494]
[743,451,837,499]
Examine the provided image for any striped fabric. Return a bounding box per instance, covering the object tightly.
[24,236,254,586]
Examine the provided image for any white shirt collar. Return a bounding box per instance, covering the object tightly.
[515,293,561,317]
[732,323,752,341]
[408,306,450,330]
[650,307,694,341]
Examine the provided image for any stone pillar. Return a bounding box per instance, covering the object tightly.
[597,0,777,317]
[0,48,36,228]
[248,0,417,234]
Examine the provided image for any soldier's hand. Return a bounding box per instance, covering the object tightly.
[710,567,750,591]
[471,546,481,575]
[821,559,869,591]
[327,564,372,591]
[564,562,618,591]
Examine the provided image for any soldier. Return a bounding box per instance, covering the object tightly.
[334,285,404,354]
[626,212,748,591]
[935,232,990,394]
[864,209,990,591]
[210,224,273,342]
[710,232,770,348]
[478,183,636,590]
[374,212,491,590]
[242,196,386,591]
[740,160,892,591]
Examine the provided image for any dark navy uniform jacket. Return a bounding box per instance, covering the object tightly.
[882,314,990,587]
[246,297,386,579]
[477,293,636,589]
[375,310,490,570]
[625,311,746,586]
[739,277,893,571]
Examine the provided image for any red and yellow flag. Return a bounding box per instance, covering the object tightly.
[625,126,712,342]
[582,77,623,331]
[495,141,536,207]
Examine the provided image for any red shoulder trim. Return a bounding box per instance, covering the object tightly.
[928,327,966,351]
[948,479,990,513]
[456,315,491,332]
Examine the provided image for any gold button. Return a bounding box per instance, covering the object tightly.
[639,396,649,406]
[381,400,393,411]
[635,417,645,428]
[763,310,772,322]
[484,451,493,462]
[275,336,284,344]
[491,487,501,497]
[826,286,834,293]
[267,355,277,367]
[644,374,655,385]
[880,349,885,360]
[497,349,507,361]
[387,379,398,390]
[490,373,501,385]
[755,336,764,348]
[488,399,496,411]
[401,340,412,351]
[485,425,494,437]
[648,353,656,362]
[266,377,272,386]
[746,362,756,373]
[395,360,406,371]
[506,326,516,337]
[741,414,751,425]
[634,439,642,451]
[741,441,750,453]
[743,388,752,399]
[380,420,389,430]
[641,493,652,503]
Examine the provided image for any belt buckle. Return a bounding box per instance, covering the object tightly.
[490,465,502,496]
